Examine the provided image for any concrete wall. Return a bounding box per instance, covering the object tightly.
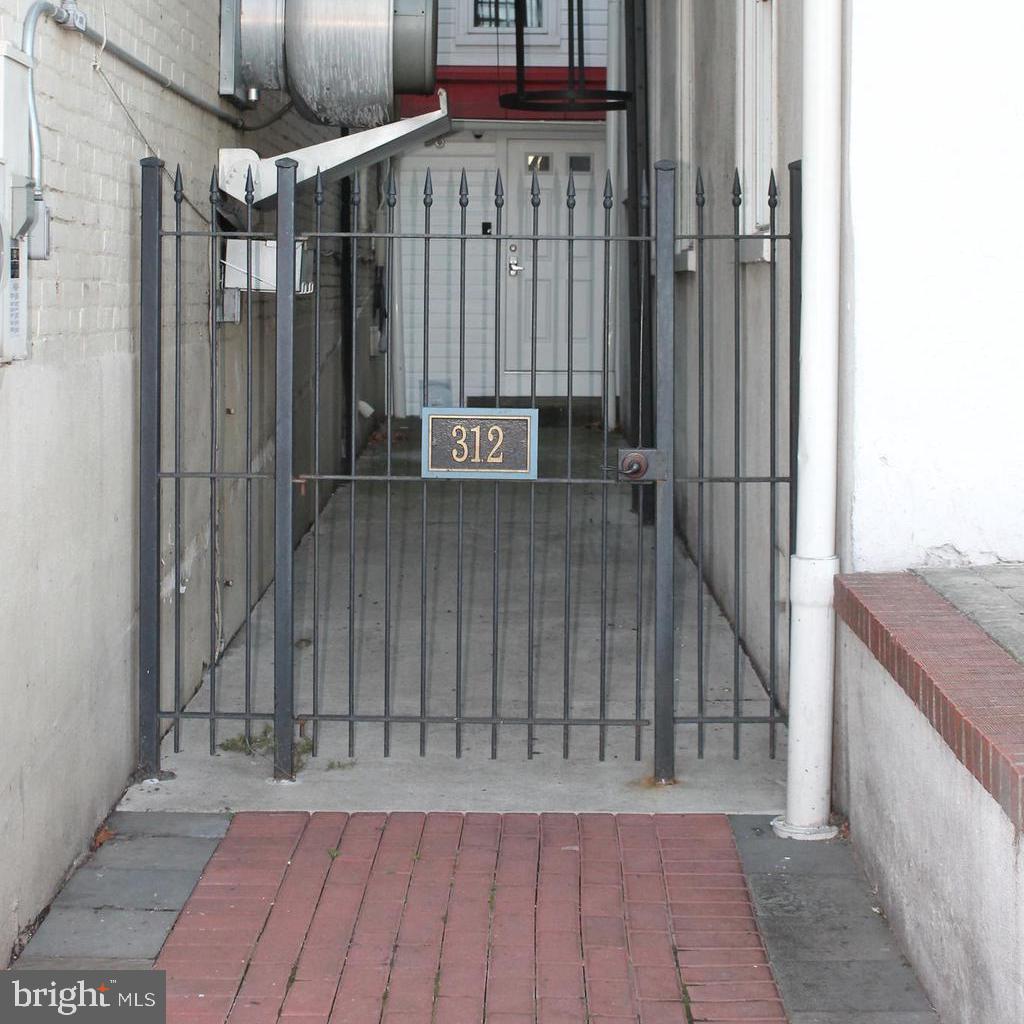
[646,1,802,702]
[0,0,379,961]
[833,625,1024,1024]
[838,1,1024,571]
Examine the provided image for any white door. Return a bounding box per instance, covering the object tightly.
[395,131,608,414]
[502,138,607,400]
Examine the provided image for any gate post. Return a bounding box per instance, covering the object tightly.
[139,156,163,777]
[274,159,297,779]
[653,160,676,784]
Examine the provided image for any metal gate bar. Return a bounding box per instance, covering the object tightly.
[653,161,675,784]
[138,156,162,778]
[273,159,297,779]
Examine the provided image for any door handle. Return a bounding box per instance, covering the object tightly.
[508,258,525,277]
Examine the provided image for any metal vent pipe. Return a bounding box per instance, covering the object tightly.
[237,0,438,128]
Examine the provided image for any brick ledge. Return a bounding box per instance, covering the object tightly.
[835,572,1024,829]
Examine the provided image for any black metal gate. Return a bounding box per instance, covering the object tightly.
[138,154,794,783]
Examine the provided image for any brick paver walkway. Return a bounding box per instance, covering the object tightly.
[157,812,786,1024]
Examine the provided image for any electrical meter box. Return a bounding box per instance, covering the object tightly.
[0,43,32,362]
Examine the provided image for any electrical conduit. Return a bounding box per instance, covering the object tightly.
[22,0,242,209]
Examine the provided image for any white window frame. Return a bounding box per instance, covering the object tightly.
[736,0,777,236]
[456,0,560,48]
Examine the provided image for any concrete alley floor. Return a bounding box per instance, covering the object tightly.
[13,812,939,1024]
[123,425,785,814]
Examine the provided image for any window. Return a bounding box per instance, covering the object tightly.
[458,0,558,46]
[473,0,543,29]
[526,153,552,173]
[736,0,776,233]
[568,154,592,174]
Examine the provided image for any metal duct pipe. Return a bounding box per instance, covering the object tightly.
[240,0,286,90]
[237,0,438,128]
[286,0,394,127]
[393,0,438,94]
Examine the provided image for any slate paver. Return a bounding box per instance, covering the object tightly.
[733,816,938,1022]
[91,836,221,871]
[19,908,179,961]
[11,957,155,972]
[11,812,222,972]
[788,1015,942,1024]
[54,866,200,911]
[773,960,937,1015]
[105,812,231,839]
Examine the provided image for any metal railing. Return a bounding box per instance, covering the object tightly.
[138,155,796,783]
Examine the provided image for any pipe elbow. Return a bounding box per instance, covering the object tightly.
[789,554,840,610]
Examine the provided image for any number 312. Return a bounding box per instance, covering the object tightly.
[451,424,504,464]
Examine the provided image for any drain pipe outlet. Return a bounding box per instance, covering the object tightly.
[771,0,843,841]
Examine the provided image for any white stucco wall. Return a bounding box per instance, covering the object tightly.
[839,1,1024,571]
[833,625,1024,1024]
[0,0,373,961]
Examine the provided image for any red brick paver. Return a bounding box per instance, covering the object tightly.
[157,813,787,1024]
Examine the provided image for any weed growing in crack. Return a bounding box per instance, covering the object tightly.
[218,726,314,774]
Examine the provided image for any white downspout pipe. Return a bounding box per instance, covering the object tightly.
[771,0,842,841]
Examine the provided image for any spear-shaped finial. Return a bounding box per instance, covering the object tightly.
[423,167,433,207]
[458,168,469,208]
[351,172,361,208]
[695,168,705,208]
[174,164,184,204]
[243,166,254,207]
[314,167,324,207]
[530,168,541,208]
[603,169,614,210]
[566,171,576,209]
[494,169,504,208]
[209,167,219,207]
[385,168,397,208]
[732,167,742,207]
[768,169,778,209]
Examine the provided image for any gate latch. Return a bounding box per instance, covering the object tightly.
[617,448,668,482]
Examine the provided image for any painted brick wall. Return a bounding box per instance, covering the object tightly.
[0,0,380,961]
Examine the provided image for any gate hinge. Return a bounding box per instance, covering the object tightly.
[616,448,668,482]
